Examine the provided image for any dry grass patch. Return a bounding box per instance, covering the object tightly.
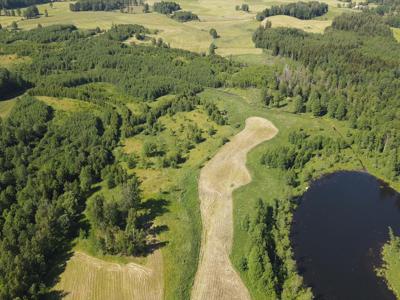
[36,96,99,112]
[393,28,400,42]
[55,251,163,300]
[0,54,30,69]
[192,117,278,300]
[0,99,17,118]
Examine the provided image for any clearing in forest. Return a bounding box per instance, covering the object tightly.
[55,251,163,300]
[192,117,278,300]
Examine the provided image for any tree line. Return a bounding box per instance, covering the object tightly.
[153,1,180,14]
[70,0,125,12]
[240,198,312,299]
[0,0,49,9]
[256,1,328,21]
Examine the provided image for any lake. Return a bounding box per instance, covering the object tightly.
[291,171,400,300]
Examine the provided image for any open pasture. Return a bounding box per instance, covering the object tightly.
[0,0,347,56]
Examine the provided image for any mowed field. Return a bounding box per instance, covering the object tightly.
[0,0,347,56]
[55,251,163,300]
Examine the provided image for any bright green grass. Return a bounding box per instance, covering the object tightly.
[379,233,400,299]
[35,96,101,112]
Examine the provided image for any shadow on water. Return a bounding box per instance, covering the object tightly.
[291,171,400,300]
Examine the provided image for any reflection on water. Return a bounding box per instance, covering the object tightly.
[291,171,400,300]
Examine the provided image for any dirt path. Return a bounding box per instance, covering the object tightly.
[56,250,163,300]
[191,117,278,300]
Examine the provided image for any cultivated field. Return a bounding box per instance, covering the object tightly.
[192,117,278,300]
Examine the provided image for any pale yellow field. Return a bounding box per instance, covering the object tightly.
[55,251,163,300]
[0,0,346,56]
[266,15,330,33]
[0,98,17,118]
[192,117,278,300]
[393,28,400,42]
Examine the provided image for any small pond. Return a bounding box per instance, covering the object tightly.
[291,171,400,300]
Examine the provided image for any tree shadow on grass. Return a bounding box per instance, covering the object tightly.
[139,197,170,256]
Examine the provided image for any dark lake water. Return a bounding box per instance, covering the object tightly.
[291,171,400,300]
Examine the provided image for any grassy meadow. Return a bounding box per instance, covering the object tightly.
[0,0,349,56]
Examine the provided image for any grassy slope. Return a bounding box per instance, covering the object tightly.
[0,98,17,118]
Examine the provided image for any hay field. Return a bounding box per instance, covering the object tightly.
[192,117,278,300]
[55,251,163,300]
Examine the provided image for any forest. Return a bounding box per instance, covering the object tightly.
[0,21,238,298]
[69,0,124,12]
[379,229,400,298]
[0,67,28,100]
[253,12,400,181]
[256,1,328,21]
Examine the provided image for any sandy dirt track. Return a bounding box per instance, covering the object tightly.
[191,117,278,300]
[56,250,163,300]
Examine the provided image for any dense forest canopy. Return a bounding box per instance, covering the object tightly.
[256,1,328,21]
[69,0,125,12]
[0,67,28,99]
[253,12,400,180]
